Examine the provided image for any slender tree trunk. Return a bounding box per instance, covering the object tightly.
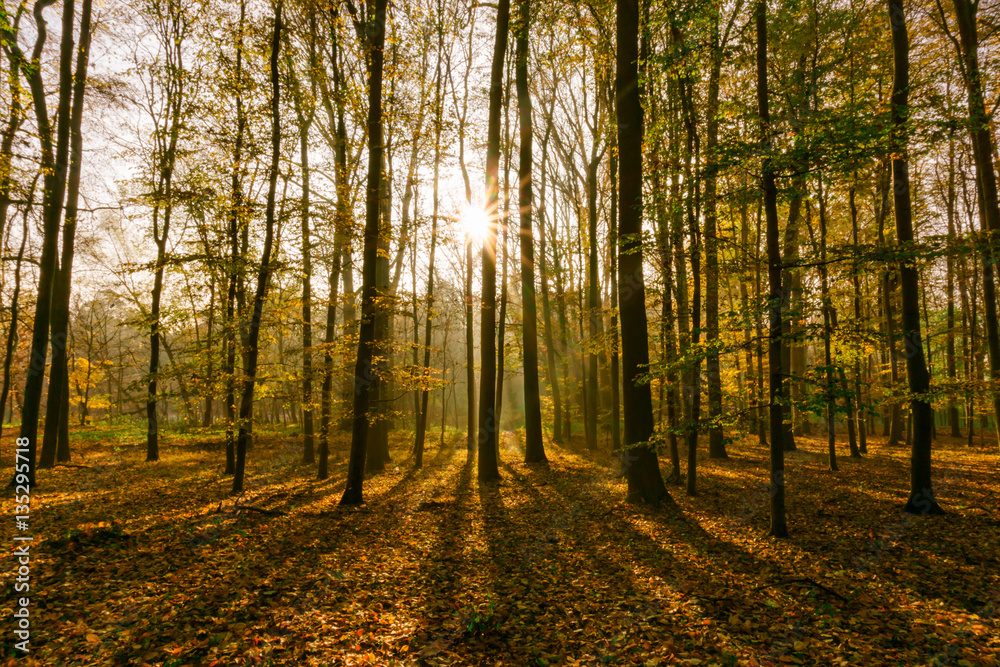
[586,143,603,452]
[341,0,389,504]
[950,0,1000,448]
[17,0,77,486]
[516,0,546,463]
[478,0,510,482]
[849,172,868,453]
[617,0,670,504]
[608,123,622,456]
[945,130,961,438]
[817,176,838,471]
[888,0,943,514]
[757,0,788,537]
[233,1,282,494]
[203,278,215,427]
[705,10,725,460]
[223,0,246,476]
[415,33,445,468]
[495,76,512,432]
[319,12,348,479]
[293,67,316,465]
[39,0,92,468]
[0,180,34,456]
[537,112,562,443]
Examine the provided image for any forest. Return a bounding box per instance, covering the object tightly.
[1,0,999,662]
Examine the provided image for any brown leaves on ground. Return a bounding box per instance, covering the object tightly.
[2,425,999,666]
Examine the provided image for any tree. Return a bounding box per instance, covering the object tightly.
[232,0,282,494]
[143,0,201,462]
[616,0,669,504]
[516,0,546,464]
[341,0,390,505]
[478,0,511,483]
[887,0,943,515]
[39,0,93,468]
[756,0,787,538]
[936,0,1000,449]
[414,5,445,469]
[11,0,79,486]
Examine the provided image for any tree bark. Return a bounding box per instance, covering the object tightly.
[888,0,943,514]
[757,0,788,537]
[705,8,725,460]
[39,0,92,468]
[478,0,511,483]
[948,0,1000,448]
[516,0,546,464]
[232,0,282,494]
[415,29,444,469]
[617,0,670,504]
[341,0,389,504]
[16,0,76,486]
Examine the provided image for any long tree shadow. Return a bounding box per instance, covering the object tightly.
[400,455,478,660]
[542,440,999,663]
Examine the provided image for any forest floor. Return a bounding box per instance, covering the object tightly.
[2,422,999,666]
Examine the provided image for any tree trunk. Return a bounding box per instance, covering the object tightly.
[950,0,1000,448]
[516,0,546,464]
[293,55,316,465]
[341,0,389,504]
[537,110,562,443]
[705,9,725,460]
[39,0,92,468]
[415,34,444,469]
[757,0,788,537]
[817,176,838,471]
[0,181,33,458]
[233,1,282,494]
[17,0,78,487]
[617,0,670,504]
[849,172,868,454]
[478,0,510,483]
[319,12,349,480]
[223,0,246,476]
[888,0,943,514]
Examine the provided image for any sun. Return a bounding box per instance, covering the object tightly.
[461,203,491,243]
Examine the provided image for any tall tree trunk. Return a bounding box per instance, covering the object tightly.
[203,278,215,427]
[608,117,622,456]
[341,0,389,504]
[849,172,868,453]
[888,0,943,514]
[705,8,726,460]
[817,176,838,471]
[292,42,316,465]
[617,0,670,504]
[757,0,788,537]
[586,141,603,451]
[146,1,188,461]
[233,1,282,494]
[16,0,77,486]
[0,179,34,458]
[537,111,563,443]
[945,129,961,438]
[516,0,546,464]
[415,31,445,469]
[948,0,1000,448]
[39,0,92,468]
[319,10,348,480]
[478,0,510,483]
[678,69,702,496]
[224,0,247,475]
[495,73,512,432]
